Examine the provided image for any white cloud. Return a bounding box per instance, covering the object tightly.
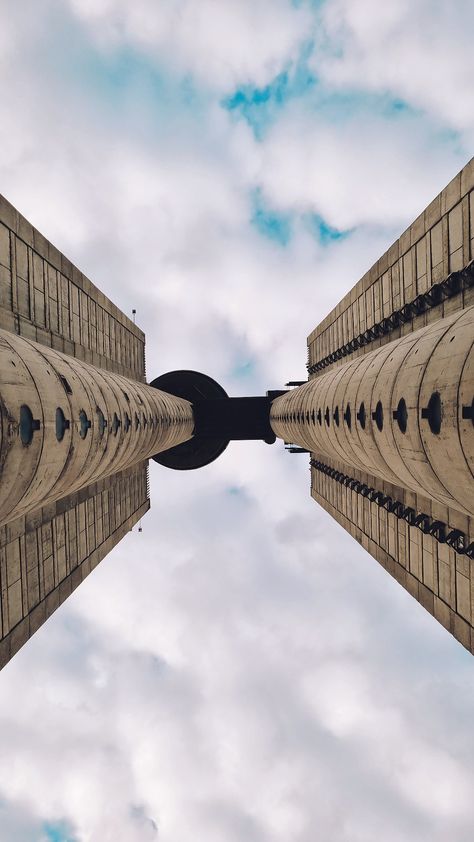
[256,104,467,230]
[67,0,313,92]
[314,0,474,139]
[1,2,474,841]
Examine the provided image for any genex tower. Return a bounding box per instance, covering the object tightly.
[1,159,473,671]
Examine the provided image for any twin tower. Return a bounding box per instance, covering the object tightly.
[0,158,473,670]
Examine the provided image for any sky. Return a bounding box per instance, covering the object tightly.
[0,1,474,840]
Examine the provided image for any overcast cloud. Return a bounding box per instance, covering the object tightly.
[0,2,473,841]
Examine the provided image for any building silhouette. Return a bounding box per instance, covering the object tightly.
[1,158,473,670]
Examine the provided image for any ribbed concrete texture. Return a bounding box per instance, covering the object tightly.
[271,305,474,518]
[288,157,474,655]
[0,191,154,669]
[307,158,474,375]
[0,328,194,529]
[0,463,149,671]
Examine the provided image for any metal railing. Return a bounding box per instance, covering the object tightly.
[311,458,474,559]
[308,261,474,375]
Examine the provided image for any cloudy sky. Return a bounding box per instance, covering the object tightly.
[1,1,474,840]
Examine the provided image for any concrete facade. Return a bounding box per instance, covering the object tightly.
[271,306,474,518]
[0,329,193,528]
[0,462,149,670]
[271,158,474,654]
[0,194,146,381]
[0,194,192,670]
[2,157,474,666]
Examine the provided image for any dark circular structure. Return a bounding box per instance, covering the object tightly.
[150,370,228,404]
[150,370,230,470]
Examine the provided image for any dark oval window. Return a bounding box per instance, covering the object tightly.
[112,413,121,435]
[344,404,351,430]
[372,401,383,432]
[96,407,107,437]
[393,398,408,434]
[55,407,70,441]
[79,410,91,439]
[20,404,40,446]
[421,392,442,435]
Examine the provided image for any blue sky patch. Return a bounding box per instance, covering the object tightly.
[227,486,243,496]
[307,214,353,244]
[87,49,204,111]
[43,821,77,842]
[251,190,292,246]
[56,31,209,130]
[251,189,352,247]
[232,359,256,379]
[222,44,316,138]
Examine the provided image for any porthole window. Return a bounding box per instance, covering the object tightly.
[372,401,383,432]
[421,392,442,435]
[393,398,408,434]
[79,410,91,439]
[112,413,121,435]
[357,402,366,429]
[462,398,474,427]
[19,404,40,446]
[55,407,70,441]
[344,404,351,430]
[96,407,107,437]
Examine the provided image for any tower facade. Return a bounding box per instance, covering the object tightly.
[272,158,474,654]
[1,158,473,670]
[0,194,192,671]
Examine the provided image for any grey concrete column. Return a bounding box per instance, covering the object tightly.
[0,329,194,527]
[270,306,474,517]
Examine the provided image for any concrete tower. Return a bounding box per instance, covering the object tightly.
[0,193,195,671]
[271,158,474,655]
[1,157,473,670]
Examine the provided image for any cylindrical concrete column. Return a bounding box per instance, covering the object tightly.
[0,329,194,527]
[270,306,474,517]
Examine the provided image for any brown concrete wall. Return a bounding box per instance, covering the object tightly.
[0,196,157,670]
[292,159,474,654]
[307,158,474,374]
[0,461,149,671]
[0,193,146,382]
[311,457,474,655]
